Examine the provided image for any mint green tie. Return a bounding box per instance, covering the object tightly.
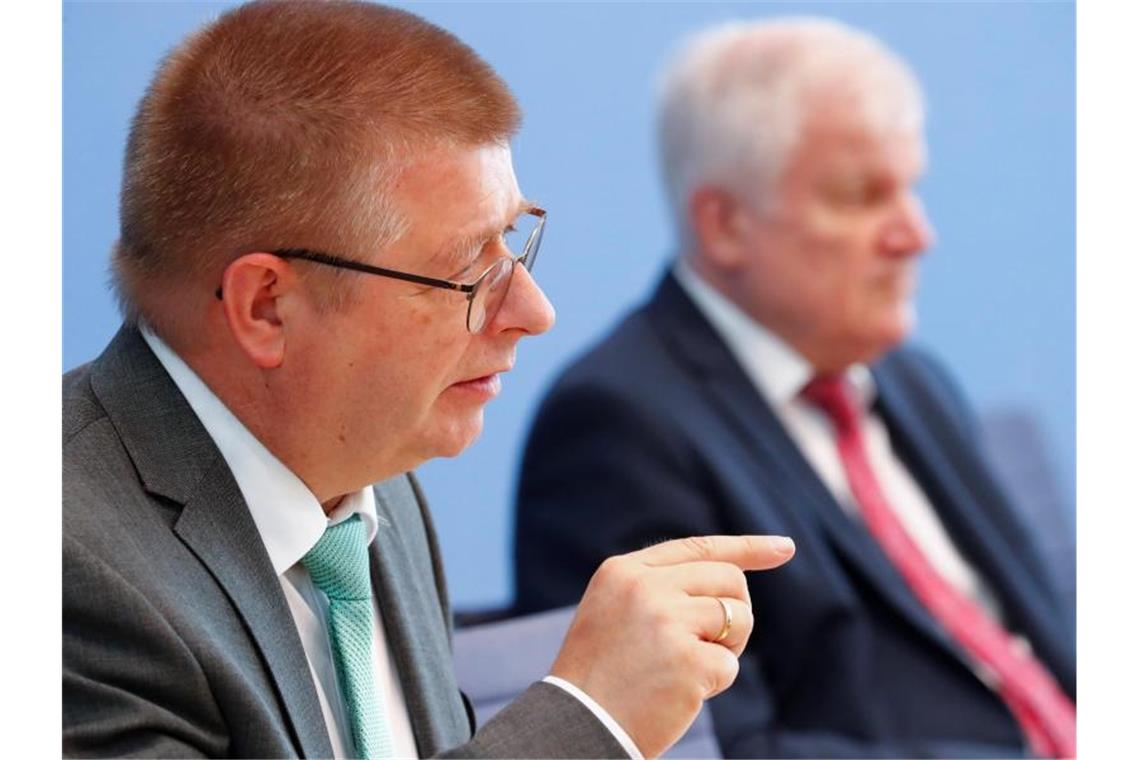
[302,515,393,759]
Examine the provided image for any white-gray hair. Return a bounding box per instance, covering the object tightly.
[656,17,925,243]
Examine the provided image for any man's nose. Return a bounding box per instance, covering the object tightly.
[881,193,936,258]
[490,263,556,337]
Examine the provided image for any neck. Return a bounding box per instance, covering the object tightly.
[683,254,869,377]
[321,494,347,515]
[179,339,345,505]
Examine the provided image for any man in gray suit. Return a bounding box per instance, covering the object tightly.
[63,2,796,758]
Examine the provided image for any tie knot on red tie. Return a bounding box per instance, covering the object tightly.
[801,375,860,433]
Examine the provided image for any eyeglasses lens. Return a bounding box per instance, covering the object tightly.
[467,210,544,333]
[468,257,514,334]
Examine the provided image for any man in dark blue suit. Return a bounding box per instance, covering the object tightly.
[513,18,1075,758]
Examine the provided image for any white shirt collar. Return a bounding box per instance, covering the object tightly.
[141,328,380,576]
[672,259,876,410]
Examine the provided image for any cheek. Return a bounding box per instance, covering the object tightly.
[793,227,907,333]
[389,296,465,359]
[800,203,860,240]
[401,309,481,409]
[774,218,865,301]
[799,215,894,290]
[344,307,462,411]
[804,214,875,264]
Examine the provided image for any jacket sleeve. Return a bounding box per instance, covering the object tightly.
[438,682,629,759]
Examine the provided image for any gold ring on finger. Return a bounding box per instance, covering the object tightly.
[714,597,733,642]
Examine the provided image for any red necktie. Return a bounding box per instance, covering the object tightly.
[801,375,1076,758]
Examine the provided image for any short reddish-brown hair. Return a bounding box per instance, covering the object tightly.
[112,0,520,336]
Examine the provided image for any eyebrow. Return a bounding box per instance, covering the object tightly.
[433,197,535,276]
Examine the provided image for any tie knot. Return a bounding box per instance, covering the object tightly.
[801,374,860,432]
[301,514,372,601]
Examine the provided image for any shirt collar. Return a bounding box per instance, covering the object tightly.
[672,259,877,411]
[141,328,379,575]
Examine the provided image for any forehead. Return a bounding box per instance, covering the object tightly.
[788,96,926,179]
[393,144,523,243]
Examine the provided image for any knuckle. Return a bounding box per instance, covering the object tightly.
[715,562,748,599]
[749,534,781,558]
[682,535,715,560]
[593,556,628,589]
[677,640,704,674]
[744,534,771,561]
[626,569,654,601]
[607,563,652,607]
[699,646,739,698]
[713,650,741,696]
[736,603,756,639]
[734,568,750,599]
[667,640,739,702]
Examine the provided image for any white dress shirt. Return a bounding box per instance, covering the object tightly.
[142,329,642,759]
[672,261,1007,623]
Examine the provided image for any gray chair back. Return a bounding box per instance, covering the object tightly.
[980,407,1076,620]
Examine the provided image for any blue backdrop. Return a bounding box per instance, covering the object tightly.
[64,1,1074,609]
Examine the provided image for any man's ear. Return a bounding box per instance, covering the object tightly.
[689,185,752,270]
[218,253,298,369]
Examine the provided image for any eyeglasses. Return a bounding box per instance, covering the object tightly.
[216,206,546,334]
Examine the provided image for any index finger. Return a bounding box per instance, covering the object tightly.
[630,535,796,571]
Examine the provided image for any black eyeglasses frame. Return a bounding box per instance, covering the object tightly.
[214,206,546,334]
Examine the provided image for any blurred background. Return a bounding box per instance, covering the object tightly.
[64,1,1074,610]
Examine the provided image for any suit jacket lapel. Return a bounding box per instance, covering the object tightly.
[174,474,334,758]
[91,326,334,758]
[873,361,1077,694]
[645,274,965,659]
[370,479,468,756]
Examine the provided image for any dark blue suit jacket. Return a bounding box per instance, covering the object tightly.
[513,272,1075,758]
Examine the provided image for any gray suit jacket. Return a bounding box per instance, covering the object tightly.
[63,325,626,759]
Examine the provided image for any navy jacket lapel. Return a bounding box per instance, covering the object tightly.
[645,273,967,660]
[873,357,1076,695]
[91,326,334,758]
